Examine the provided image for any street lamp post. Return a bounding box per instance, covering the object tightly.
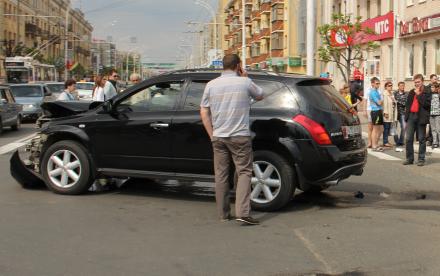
[64,6,70,80]
[242,0,246,69]
[194,0,218,60]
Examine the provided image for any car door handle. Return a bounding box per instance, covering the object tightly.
[150,123,169,128]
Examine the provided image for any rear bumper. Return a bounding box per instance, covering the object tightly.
[10,151,44,188]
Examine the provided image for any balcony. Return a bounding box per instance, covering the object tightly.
[271,0,284,5]
[271,20,284,32]
[261,2,271,13]
[252,10,261,19]
[260,28,270,38]
[25,23,38,36]
[271,49,284,57]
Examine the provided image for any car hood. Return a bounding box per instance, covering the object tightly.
[15,97,43,104]
[41,101,95,118]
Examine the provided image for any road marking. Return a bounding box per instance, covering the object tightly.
[293,229,335,274]
[0,134,36,155]
[367,149,402,161]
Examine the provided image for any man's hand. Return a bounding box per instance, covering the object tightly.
[237,66,248,77]
[200,107,214,140]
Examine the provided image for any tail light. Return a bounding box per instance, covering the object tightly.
[293,114,332,145]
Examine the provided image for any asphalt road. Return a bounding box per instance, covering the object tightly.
[1,124,440,275]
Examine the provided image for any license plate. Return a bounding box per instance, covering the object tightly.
[341,125,361,139]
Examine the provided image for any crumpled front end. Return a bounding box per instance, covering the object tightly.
[10,135,48,188]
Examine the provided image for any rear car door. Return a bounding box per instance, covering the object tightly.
[5,89,20,122]
[0,89,13,125]
[89,79,186,172]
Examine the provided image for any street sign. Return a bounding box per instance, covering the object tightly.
[212,60,223,67]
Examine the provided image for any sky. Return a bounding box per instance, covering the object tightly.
[73,0,219,63]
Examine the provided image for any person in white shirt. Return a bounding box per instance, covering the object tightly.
[57,79,77,101]
[103,76,117,100]
[92,75,106,102]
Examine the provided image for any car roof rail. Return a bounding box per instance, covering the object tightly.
[161,68,290,76]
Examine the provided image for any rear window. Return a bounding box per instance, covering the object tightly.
[10,86,43,97]
[251,79,297,109]
[296,81,350,112]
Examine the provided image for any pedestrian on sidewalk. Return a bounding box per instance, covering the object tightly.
[394,82,408,151]
[403,74,432,166]
[57,79,77,101]
[92,75,105,102]
[430,83,440,148]
[340,83,352,105]
[369,77,384,151]
[383,81,398,148]
[200,54,264,225]
[364,81,374,148]
[103,71,118,100]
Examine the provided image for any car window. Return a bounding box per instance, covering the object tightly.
[120,81,183,112]
[10,86,43,97]
[183,81,207,110]
[76,83,94,90]
[251,79,297,109]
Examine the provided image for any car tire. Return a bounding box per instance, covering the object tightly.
[250,151,296,212]
[11,116,21,131]
[41,140,94,195]
[302,184,330,194]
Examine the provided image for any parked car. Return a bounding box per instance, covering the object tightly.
[9,84,53,120]
[76,82,94,101]
[45,82,65,99]
[10,69,367,211]
[0,85,22,133]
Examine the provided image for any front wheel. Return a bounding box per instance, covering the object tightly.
[250,151,296,212]
[41,140,94,195]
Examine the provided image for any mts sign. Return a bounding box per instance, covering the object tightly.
[360,12,394,43]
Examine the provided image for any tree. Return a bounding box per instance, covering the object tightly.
[317,13,379,83]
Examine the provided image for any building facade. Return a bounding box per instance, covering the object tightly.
[219,0,324,73]
[91,39,116,76]
[320,0,440,87]
[0,0,93,82]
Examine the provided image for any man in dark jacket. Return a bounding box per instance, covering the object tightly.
[404,74,432,166]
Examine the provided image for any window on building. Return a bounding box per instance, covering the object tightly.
[357,4,361,17]
[436,40,440,75]
[271,32,283,50]
[251,43,261,57]
[422,41,427,76]
[367,0,371,18]
[271,4,284,21]
[409,44,414,77]
[406,0,414,6]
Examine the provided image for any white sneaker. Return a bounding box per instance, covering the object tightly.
[395,147,404,152]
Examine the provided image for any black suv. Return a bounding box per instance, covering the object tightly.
[11,70,367,211]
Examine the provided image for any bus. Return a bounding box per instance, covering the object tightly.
[5,56,58,83]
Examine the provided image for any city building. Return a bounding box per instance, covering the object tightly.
[0,0,93,81]
[319,0,440,87]
[91,39,116,75]
[220,0,324,74]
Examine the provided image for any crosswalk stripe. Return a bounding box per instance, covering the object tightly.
[0,134,36,155]
[367,149,402,161]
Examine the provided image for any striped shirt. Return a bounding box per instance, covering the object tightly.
[200,71,263,137]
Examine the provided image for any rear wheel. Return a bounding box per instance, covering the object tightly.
[41,140,94,195]
[250,151,296,212]
[11,115,21,131]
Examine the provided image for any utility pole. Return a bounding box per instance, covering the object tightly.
[64,5,70,81]
[16,0,20,45]
[306,0,316,76]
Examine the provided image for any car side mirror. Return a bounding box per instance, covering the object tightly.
[101,100,113,113]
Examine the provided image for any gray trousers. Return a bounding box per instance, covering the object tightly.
[431,116,440,145]
[212,136,253,218]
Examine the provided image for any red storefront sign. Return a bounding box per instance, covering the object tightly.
[399,14,440,36]
[329,12,394,47]
[359,11,394,43]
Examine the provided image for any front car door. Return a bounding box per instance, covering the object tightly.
[88,79,186,173]
[0,89,13,125]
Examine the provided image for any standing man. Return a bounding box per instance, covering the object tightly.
[103,72,118,101]
[130,73,141,85]
[57,79,77,101]
[369,77,383,151]
[200,54,264,225]
[403,74,432,166]
[394,82,408,151]
[426,74,438,145]
[107,69,120,91]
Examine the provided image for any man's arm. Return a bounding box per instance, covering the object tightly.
[249,82,264,101]
[200,107,213,140]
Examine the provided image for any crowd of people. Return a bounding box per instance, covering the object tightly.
[56,70,142,102]
[340,73,439,167]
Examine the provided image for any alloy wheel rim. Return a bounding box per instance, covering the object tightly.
[251,161,282,204]
[47,150,82,188]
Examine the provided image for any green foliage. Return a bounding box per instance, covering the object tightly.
[71,63,86,78]
[317,13,379,83]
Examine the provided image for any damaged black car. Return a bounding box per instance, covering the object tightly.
[10,70,367,211]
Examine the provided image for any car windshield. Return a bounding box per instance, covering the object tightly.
[46,84,65,93]
[76,83,94,90]
[10,86,43,97]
